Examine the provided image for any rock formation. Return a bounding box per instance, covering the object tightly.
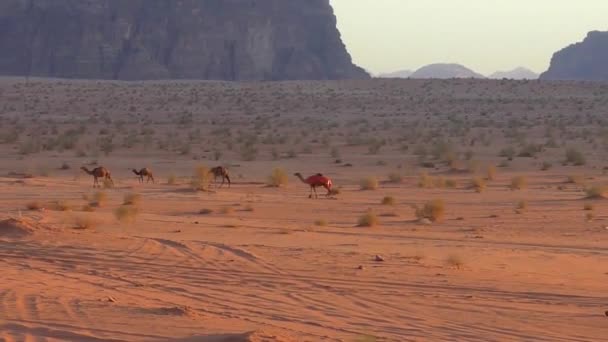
[0,0,368,81]
[409,63,485,79]
[489,67,538,80]
[541,31,608,81]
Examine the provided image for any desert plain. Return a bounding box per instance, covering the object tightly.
[0,78,607,341]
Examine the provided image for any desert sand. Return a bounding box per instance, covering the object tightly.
[0,78,607,341]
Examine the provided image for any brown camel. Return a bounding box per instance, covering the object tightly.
[132,168,155,184]
[209,166,231,188]
[81,166,114,188]
[294,173,333,199]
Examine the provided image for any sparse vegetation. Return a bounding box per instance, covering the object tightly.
[191,166,212,191]
[360,176,379,190]
[445,254,464,269]
[565,148,586,166]
[114,205,139,223]
[387,172,403,184]
[381,196,396,205]
[267,168,289,187]
[123,193,142,206]
[26,201,43,211]
[90,191,107,207]
[314,219,328,226]
[515,200,528,213]
[510,176,527,190]
[199,208,214,215]
[358,210,379,227]
[73,215,97,229]
[470,177,486,193]
[585,185,608,199]
[415,199,445,222]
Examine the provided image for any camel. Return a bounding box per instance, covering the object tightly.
[294,173,333,199]
[80,166,114,188]
[132,168,155,184]
[209,166,231,188]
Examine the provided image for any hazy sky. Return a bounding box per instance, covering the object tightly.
[331,0,608,75]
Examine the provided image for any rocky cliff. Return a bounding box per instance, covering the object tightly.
[0,0,368,80]
[541,31,608,81]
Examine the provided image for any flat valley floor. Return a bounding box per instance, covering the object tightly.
[0,78,607,341]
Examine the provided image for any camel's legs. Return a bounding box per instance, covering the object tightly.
[312,186,319,199]
[219,176,225,188]
[93,177,98,188]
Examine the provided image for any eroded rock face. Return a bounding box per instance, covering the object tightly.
[541,31,608,81]
[0,0,368,80]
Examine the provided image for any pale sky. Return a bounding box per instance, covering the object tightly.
[331,0,608,75]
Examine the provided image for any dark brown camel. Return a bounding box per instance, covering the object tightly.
[81,166,114,188]
[209,166,231,188]
[294,173,333,199]
[132,168,155,184]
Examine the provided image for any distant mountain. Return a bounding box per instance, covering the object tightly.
[377,70,413,78]
[541,31,608,81]
[409,63,485,79]
[489,67,538,80]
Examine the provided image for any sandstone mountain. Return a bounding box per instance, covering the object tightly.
[541,31,608,81]
[410,63,485,79]
[0,0,368,81]
[489,67,538,80]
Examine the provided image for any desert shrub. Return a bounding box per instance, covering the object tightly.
[60,162,71,170]
[123,193,141,206]
[114,205,139,223]
[584,203,594,211]
[445,179,457,188]
[53,201,71,211]
[240,144,258,161]
[91,191,107,207]
[267,168,288,187]
[358,211,379,227]
[199,208,214,215]
[73,215,97,229]
[486,165,497,181]
[360,176,379,190]
[167,174,178,185]
[434,176,447,188]
[387,172,403,184]
[586,212,595,221]
[565,148,586,166]
[418,172,434,188]
[445,254,464,269]
[213,150,222,161]
[515,200,528,213]
[541,162,552,171]
[102,178,114,189]
[415,199,445,222]
[470,177,486,193]
[510,176,527,190]
[585,185,608,199]
[330,147,341,159]
[314,219,328,227]
[191,166,212,191]
[381,196,396,205]
[26,201,43,211]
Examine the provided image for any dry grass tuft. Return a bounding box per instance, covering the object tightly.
[167,174,178,185]
[387,172,403,184]
[52,201,71,211]
[470,177,486,193]
[73,215,97,229]
[445,254,465,269]
[510,176,527,190]
[486,165,497,181]
[314,219,328,226]
[267,168,289,187]
[191,166,212,191]
[585,185,608,199]
[114,205,139,223]
[515,200,528,214]
[381,196,396,205]
[123,193,142,206]
[415,199,446,222]
[357,210,379,227]
[360,177,379,190]
[90,191,107,207]
[584,203,594,211]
